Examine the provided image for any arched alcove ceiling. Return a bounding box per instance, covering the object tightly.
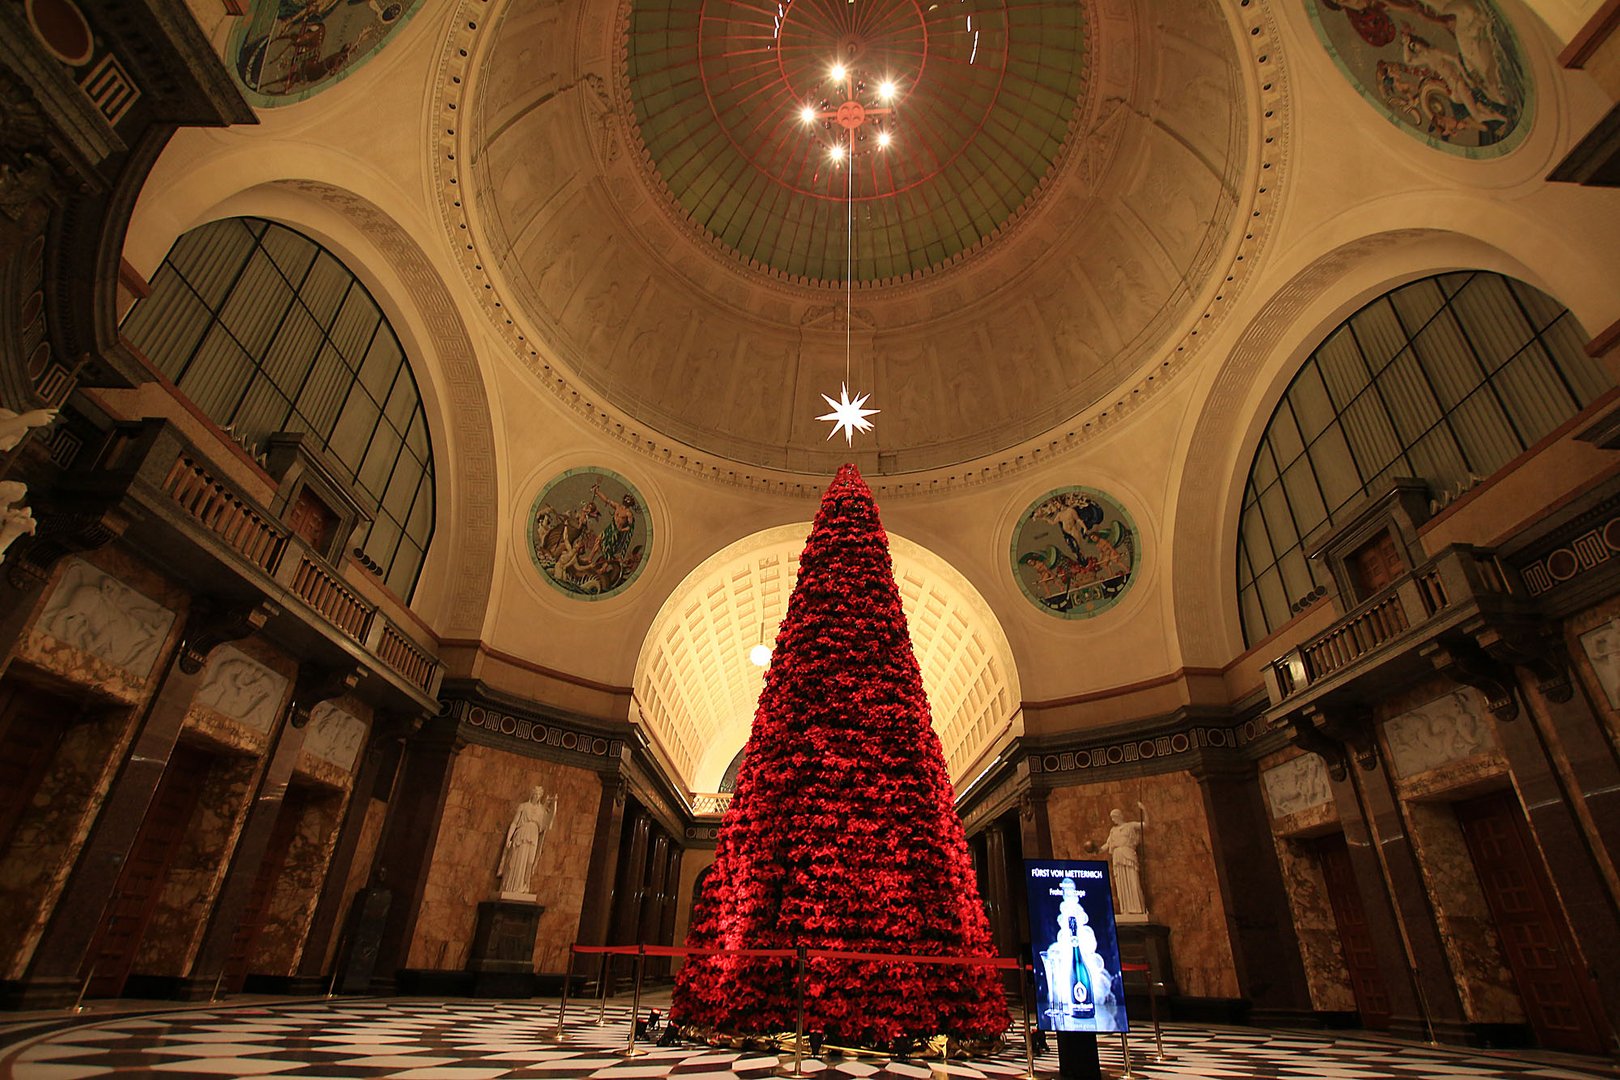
[466,0,1250,475]
[633,524,1022,793]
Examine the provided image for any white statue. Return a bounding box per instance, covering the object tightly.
[0,481,36,562]
[1095,803,1148,917]
[497,784,558,899]
[0,407,57,453]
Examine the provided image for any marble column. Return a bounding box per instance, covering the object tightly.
[1192,760,1313,1018]
[185,667,359,996]
[294,715,405,989]
[368,714,464,989]
[0,599,272,1009]
[575,775,628,950]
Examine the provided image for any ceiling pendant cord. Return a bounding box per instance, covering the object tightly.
[845,110,854,386]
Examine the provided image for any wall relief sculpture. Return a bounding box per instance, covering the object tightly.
[1261,753,1334,819]
[1010,487,1139,619]
[528,467,651,601]
[194,645,288,733]
[1383,686,1498,778]
[1304,0,1530,155]
[38,558,175,678]
[304,701,367,772]
[1580,618,1620,710]
[229,0,427,107]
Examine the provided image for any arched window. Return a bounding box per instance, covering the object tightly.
[1238,271,1608,645]
[121,217,435,599]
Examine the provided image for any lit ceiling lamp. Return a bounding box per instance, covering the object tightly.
[800,55,896,445]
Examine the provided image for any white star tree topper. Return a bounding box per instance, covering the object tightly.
[817,383,879,445]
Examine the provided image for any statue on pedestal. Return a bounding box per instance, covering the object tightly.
[496,784,558,900]
[1096,802,1148,918]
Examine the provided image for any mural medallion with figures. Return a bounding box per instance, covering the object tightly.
[1304,0,1531,155]
[529,468,651,601]
[1011,487,1139,619]
[228,0,427,107]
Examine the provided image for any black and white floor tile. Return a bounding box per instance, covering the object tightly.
[1,1000,1613,1080]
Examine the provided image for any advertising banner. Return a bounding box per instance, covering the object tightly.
[1024,859,1128,1033]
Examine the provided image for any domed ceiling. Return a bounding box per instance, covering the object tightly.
[468,0,1249,474]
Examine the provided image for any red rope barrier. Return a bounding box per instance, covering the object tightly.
[568,941,1018,968]
[1121,963,1151,972]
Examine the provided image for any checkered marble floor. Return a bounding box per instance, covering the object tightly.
[1,999,1613,1080]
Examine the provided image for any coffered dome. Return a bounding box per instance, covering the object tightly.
[467,0,1253,475]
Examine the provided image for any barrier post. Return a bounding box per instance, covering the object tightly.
[774,946,808,1078]
[1119,1030,1133,1079]
[545,946,575,1043]
[619,946,648,1058]
[1148,980,1164,1062]
[595,952,611,1026]
[69,962,96,1015]
[1021,965,1037,1080]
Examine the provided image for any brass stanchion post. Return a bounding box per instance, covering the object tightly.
[619,947,648,1058]
[1021,966,1037,1080]
[774,947,808,1078]
[69,962,97,1015]
[546,946,576,1043]
[595,953,611,1026]
[1118,1031,1133,1079]
[1148,980,1164,1062]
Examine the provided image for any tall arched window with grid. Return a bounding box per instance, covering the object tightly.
[121,217,436,600]
[1238,272,1609,646]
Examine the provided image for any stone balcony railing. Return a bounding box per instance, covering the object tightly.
[1263,545,1513,711]
[78,420,442,703]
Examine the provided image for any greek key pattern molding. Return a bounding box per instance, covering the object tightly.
[1513,492,1620,599]
[1028,716,1267,780]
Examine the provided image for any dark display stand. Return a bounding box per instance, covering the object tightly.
[1055,1031,1101,1079]
[465,899,543,997]
[337,886,392,993]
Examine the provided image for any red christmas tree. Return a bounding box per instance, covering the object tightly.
[671,464,1009,1047]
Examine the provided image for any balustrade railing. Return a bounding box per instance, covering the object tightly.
[98,422,440,698]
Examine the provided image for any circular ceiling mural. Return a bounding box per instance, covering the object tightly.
[529,468,652,600]
[1011,487,1139,619]
[624,0,1087,283]
[1303,0,1530,156]
[230,0,425,107]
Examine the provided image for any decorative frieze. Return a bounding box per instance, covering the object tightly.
[1028,716,1265,779]
[448,697,623,763]
[1261,754,1332,820]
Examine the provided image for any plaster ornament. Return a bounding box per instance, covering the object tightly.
[195,645,288,733]
[1091,802,1148,919]
[497,784,559,900]
[816,383,878,445]
[0,480,36,563]
[0,407,57,452]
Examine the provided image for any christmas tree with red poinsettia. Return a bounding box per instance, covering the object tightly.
[671,463,1009,1048]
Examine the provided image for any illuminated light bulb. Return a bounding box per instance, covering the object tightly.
[830,64,846,81]
[800,104,816,123]
[877,130,892,147]
[749,644,771,667]
[829,144,845,160]
[879,81,896,100]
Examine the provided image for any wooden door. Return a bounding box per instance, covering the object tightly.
[221,785,308,992]
[1455,790,1610,1055]
[0,681,72,860]
[1349,530,1404,599]
[86,742,210,998]
[1312,833,1394,1030]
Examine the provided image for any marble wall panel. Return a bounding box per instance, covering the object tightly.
[20,552,186,704]
[1045,771,1239,999]
[1400,801,1524,1023]
[1567,597,1620,745]
[0,687,139,980]
[133,751,259,976]
[408,745,603,974]
[1272,836,1355,1013]
[324,796,388,971]
[251,785,347,977]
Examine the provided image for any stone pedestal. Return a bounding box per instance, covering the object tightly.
[1116,921,1176,1015]
[465,899,543,998]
